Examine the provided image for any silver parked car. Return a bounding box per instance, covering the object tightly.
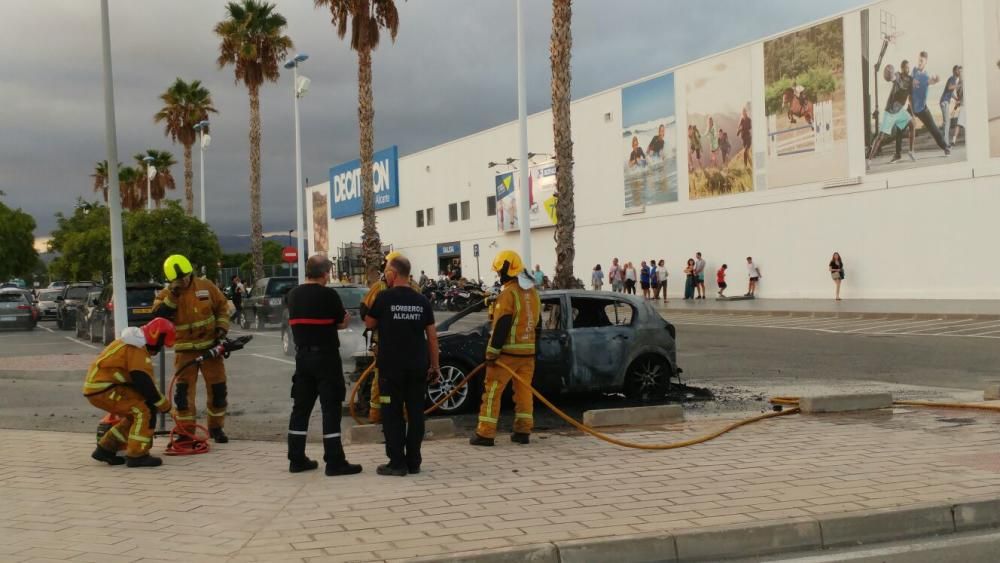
[0,289,38,331]
[35,289,62,321]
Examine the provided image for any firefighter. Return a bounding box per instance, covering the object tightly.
[470,250,541,447]
[359,250,421,423]
[153,254,231,443]
[84,318,175,467]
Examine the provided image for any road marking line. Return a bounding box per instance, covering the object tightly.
[65,336,99,350]
[854,318,949,332]
[839,318,938,333]
[250,353,295,365]
[879,319,973,334]
[933,322,1000,335]
[39,325,54,333]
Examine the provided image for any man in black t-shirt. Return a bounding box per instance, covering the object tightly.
[284,255,362,476]
[365,256,440,476]
[868,61,916,168]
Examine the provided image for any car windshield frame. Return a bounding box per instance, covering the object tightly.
[64,287,91,300]
[266,278,297,297]
[37,290,61,301]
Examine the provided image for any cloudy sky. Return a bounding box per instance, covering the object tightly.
[1,0,865,241]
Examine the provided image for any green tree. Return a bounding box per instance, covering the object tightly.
[48,201,111,282]
[124,201,222,281]
[315,0,399,282]
[214,1,293,280]
[154,79,218,215]
[0,196,39,281]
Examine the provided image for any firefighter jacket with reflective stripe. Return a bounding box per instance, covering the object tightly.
[153,277,229,351]
[82,339,168,409]
[486,280,540,359]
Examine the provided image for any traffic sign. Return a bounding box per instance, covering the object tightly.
[282,246,298,264]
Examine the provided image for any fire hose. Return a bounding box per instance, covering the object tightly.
[349,360,1000,451]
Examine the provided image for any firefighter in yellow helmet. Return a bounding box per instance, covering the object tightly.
[360,250,421,423]
[152,254,232,443]
[470,250,541,446]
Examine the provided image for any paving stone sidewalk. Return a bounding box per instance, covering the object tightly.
[1,407,999,562]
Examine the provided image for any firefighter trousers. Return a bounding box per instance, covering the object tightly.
[173,352,227,431]
[476,354,535,439]
[378,368,426,470]
[368,370,382,423]
[87,386,155,458]
[288,350,348,465]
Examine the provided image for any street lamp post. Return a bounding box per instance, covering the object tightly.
[143,155,156,211]
[193,120,210,223]
[284,53,310,285]
[515,0,531,270]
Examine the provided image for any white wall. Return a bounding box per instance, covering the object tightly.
[307,0,1000,300]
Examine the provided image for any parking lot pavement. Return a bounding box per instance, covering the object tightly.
[1,406,998,562]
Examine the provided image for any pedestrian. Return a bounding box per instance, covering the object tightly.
[716,264,728,298]
[640,261,651,299]
[719,129,730,165]
[683,259,696,300]
[365,256,440,475]
[591,264,604,291]
[229,275,244,323]
[624,262,637,295]
[951,82,966,146]
[940,65,961,146]
[609,258,622,293]
[418,270,429,287]
[867,61,916,169]
[650,259,660,299]
[829,252,845,301]
[657,259,668,302]
[284,255,363,476]
[85,318,175,467]
[746,257,761,297]
[470,250,540,447]
[693,252,707,299]
[533,264,545,288]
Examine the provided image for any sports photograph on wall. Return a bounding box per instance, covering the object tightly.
[683,47,755,199]
[860,0,964,174]
[312,190,328,254]
[763,18,849,187]
[621,72,678,209]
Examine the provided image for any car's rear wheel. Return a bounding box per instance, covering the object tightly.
[253,312,265,331]
[623,354,670,402]
[281,327,295,357]
[426,360,481,415]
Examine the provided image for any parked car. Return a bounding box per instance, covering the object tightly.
[35,289,62,321]
[56,282,102,330]
[74,288,104,340]
[280,285,368,375]
[85,283,162,344]
[241,276,297,330]
[0,288,37,331]
[415,290,681,415]
[48,281,68,289]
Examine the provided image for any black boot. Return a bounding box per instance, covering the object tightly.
[376,464,408,476]
[126,455,163,468]
[91,446,125,465]
[326,461,363,476]
[323,436,362,476]
[289,457,319,473]
[210,428,229,443]
[511,432,530,445]
[469,434,495,447]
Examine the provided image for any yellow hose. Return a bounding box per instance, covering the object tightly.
[348,360,487,424]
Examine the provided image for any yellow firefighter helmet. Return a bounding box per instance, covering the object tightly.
[163,254,194,282]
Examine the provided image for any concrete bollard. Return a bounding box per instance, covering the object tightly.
[582,405,683,427]
[799,393,893,414]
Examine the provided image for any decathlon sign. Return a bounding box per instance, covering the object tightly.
[330,146,399,219]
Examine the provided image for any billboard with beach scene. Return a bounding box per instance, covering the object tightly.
[683,47,755,199]
[620,72,678,210]
[764,18,848,187]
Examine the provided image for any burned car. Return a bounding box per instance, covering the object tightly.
[423,290,681,414]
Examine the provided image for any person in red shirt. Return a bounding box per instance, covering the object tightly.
[716,264,728,298]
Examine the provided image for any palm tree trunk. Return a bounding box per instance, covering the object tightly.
[358,47,382,283]
[249,84,265,280]
[183,144,194,215]
[551,0,575,289]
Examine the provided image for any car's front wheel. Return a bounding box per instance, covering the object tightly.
[281,327,295,357]
[426,361,480,415]
[623,354,671,401]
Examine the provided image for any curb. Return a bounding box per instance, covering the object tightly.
[408,497,1000,563]
[656,307,1000,321]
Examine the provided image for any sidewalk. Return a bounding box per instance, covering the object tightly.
[656,298,1000,319]
[2,406,999,562]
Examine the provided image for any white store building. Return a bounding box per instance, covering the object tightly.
[308,0,1000,300]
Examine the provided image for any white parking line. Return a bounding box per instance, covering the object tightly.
[839,318,937,333]
[933,321,1000,335]
[879,319,973,334]
[38,325,54,333]
[65,336,98,350]
[249,353,295,365]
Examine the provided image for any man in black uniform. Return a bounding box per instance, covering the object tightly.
[364,256,440,476]
[284,255,363,476]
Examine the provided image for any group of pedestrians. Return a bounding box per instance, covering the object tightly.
[600,258,669,300]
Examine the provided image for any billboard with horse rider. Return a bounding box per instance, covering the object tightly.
[860,0,965,175]
[763,18,848,188]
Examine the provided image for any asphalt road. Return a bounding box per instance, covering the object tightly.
[0,316,991,441]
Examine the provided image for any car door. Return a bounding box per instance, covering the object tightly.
[566,296,634,392]
[534,295,572,393]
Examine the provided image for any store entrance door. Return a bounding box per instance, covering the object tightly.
[436,241,462,282]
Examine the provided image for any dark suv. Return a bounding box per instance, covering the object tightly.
[56,282,102,330]
[86,283,162,344]
[242,277,297,330]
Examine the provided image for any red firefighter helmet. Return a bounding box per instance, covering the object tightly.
[142,318,176,348]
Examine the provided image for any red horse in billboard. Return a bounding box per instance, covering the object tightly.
[782,87,814,125]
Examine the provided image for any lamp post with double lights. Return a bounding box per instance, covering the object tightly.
[284,53,310,284]
[142,155,156,211]
[193,120,211,223]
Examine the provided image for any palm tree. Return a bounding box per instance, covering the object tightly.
[154,79,217,216]
[215,0,293,280]
[550,0,576,289]
[315,0,399,282]
[92,161,144,211]
[91,160,112,203]
[134,150,178,209]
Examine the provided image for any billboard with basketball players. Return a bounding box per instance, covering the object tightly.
[763,18,848,188]
[985,0,1000,157]
[620,73,678,209]
[681,47,755,199]
[860,0,964,175]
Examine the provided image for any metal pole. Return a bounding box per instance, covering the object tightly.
[515,0,531,271]
[292,65,306,284]
[146,168,152,211]
[199,130,206,223]
[100,0,128,335]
